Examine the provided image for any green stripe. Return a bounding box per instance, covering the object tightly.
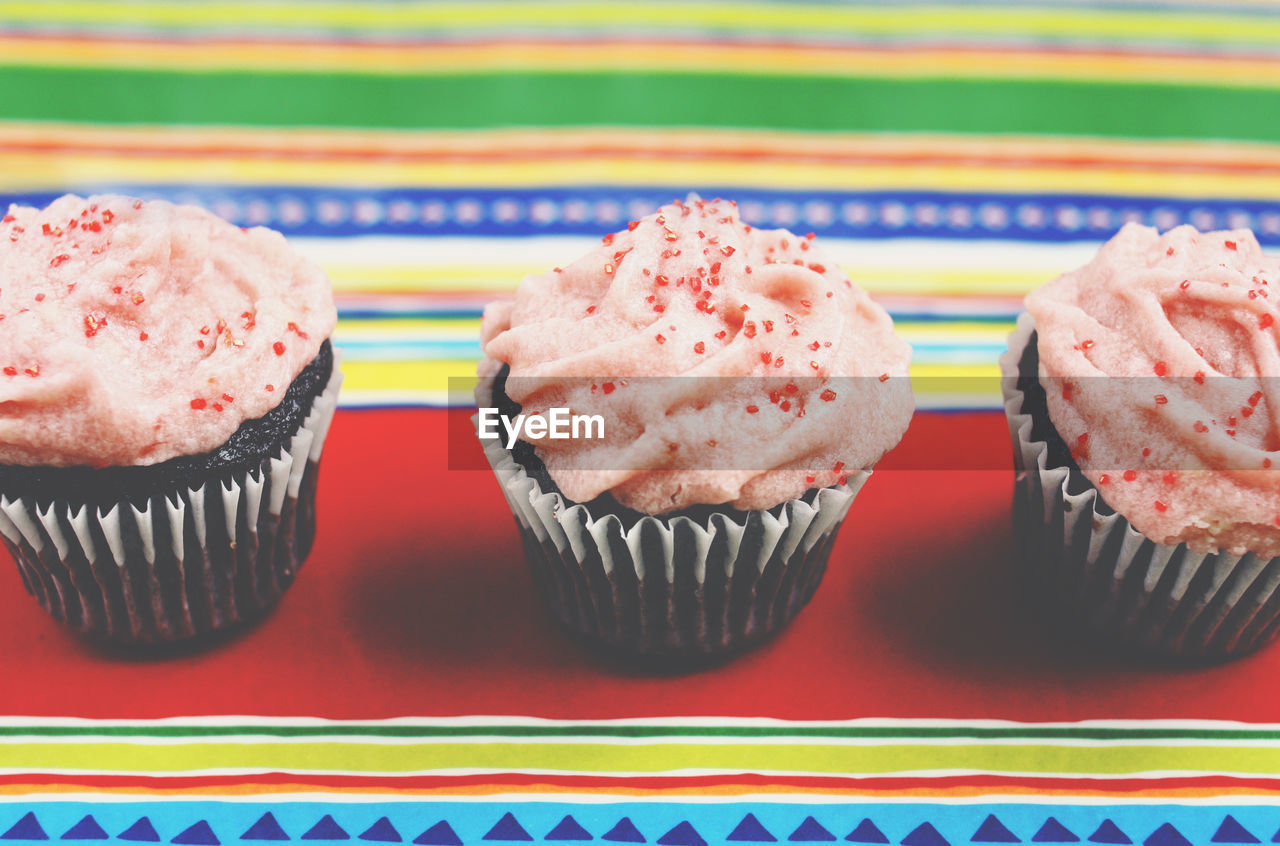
[3,68,1280,141]
[2,740,1278,776]
[5,725,1280,741]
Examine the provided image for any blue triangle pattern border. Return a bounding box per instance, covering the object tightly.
[0,805,1277,846]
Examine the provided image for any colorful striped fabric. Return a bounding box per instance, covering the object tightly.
[8,2,1280,408]
[6,0,1280,830]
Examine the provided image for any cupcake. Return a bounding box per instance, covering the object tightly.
[1002,222,1280,658]
[0,195,341,644]
[477,197,913,660]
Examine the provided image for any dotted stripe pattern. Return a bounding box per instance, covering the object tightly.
[4,189,1280,243]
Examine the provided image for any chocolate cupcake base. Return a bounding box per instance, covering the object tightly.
[478,417,864,661]
[0,352,343,645]
[1001,315,1280,659]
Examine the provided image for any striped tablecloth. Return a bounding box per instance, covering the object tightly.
[5,0,1280,839]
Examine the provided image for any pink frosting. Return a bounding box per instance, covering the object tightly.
[480,197,913,514]
[1027,222,1280,557]
[0,195,336,467]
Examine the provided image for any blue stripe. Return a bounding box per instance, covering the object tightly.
[0,801,1259,846]
[6,186,1280,243]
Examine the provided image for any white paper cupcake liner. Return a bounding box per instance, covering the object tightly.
[476,395,866,659]
[0,354,344,645]
[1001,315,1280,659]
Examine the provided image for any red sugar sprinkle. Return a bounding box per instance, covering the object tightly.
[33,293,44,302]
[655,334,665,344]
[221,393,234,403]
[739,303,749,311]
[49,254,69,267]
[196,340,205,349]
[655,274,669,286]
[190,398,207,410]
[820,389,837,402]
[746,404,759,414]
[602,382,616,395]
[139,332,148,341]
[1167,247,1174,256]
[810,361,820,370]
[1226,240,1238,250]
[799,299,812,309]
[779,400,791,412]
[199,325,210,335]
[23,364,38,377]
[715,330,727,339]
[774,357,785,368]
[1266,459,1274,469]
[84,220,101,233]
[1250,390,1263,406]
[1155,394,1168,404]
[785,383,799,395]
[1194,370,1205,384]
[1164,471,1177,485]
[586,305,598,314]
[694,341,705,354]
[720,246,735,256]
[601,233,614,245]
[287,321,309,338]
[743,322,757,338]
[1180,279,1190,290]
[265,384,275,392]
[653,304,665,313]
[1062,384,1073,400]
[132,292,144,305]
[0,215,11,223]
[1,367,14,376]
[1194,420,1209,432]
[1099,473,1111,485]
[1154,361,1168,376]
[1142,447,1151,457]
[83,313,106,337]
[627,220,639,231]
[808,264,826,274]
[1263,314,1276,330]
[111,286,122,294]
[878,373,890,382]
[761,352,772,364]
[1123,470,1138,482]
[762,320,774,332]
[1244,406,1255,417]
[273,341,286,356]
[1077,433,1089,445]
[212,403,224,412]
[809,341,820,350]
[102,210,113,223]
[1081,339,1095,350]
[1154,500,1168,513]
[805,474,815,484]
[132,200,143,209]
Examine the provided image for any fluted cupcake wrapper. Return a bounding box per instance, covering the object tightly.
[0,357,343,645]
[479,431,865,659]
[1001,315,1280,659]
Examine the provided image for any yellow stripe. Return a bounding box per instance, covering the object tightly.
[9,123,1280,168]
[338,359,999,398]
[3,2,1280,46]
[9,149,1280,200]
[323,265,1049,298]
[3,37,1280,88]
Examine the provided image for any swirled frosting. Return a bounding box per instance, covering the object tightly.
[0,195,337,467]
[1027,222,1280,557]
[479,197,913,514]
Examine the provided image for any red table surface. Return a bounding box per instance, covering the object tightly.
[2,408,1279,722]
